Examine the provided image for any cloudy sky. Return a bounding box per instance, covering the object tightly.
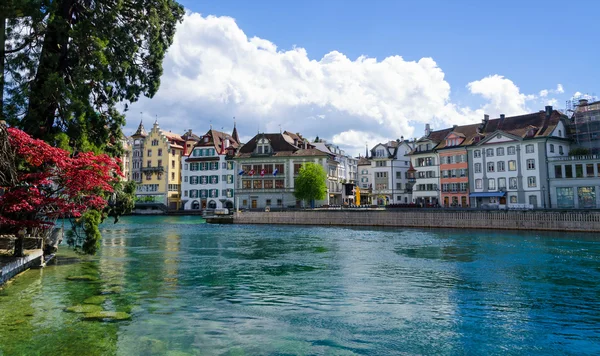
[126,0,599,156]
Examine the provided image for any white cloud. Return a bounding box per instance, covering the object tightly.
[126,12,565,156]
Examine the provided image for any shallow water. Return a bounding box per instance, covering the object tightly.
[1,215,599,355]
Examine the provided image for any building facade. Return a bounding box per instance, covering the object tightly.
[410,126,453,206]
[131,120,185,212]
[234,132,331,210]
[571,99,600,154]
[370,139,414,205]
[548,155,600,209]
[181,128,239,211]
[436,124,480,207]
[468,107,570,209]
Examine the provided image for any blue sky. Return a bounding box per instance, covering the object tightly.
[186,0,598,105]
[128,0,599,155]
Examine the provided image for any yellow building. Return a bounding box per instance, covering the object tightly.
[131,120,185,212]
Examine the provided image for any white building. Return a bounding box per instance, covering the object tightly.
[312,140,359,204]
[409,125,453,206]
[181,128,240,211]
[370,138,415,205]
[468,107,570,209]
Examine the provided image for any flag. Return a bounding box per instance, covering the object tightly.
[249,169,255,176]
[273,168,278,176]
[260,169,265,177]
[238,169,245,176]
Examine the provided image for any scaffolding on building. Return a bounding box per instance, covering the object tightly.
[567,94,600,154]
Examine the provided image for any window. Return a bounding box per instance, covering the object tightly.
[266,199,272,206]
[184,190,188,197]
[558,129,562,137]
[157,160,162,167]
[184,164,188,170]
[396,172,402,179]
[578,187,596,208]
[510,195,517,203]
[158,149,162,156]
[556,187,574,208]
[264,180,273,189]
[275,179,284,188]
[475,179,482,189]
[497,147,504,156]
[527,176,536,187]
[527,159,535,170]
[376,161,387,167]
[497,161,505,172]
[147,160,151,167]
[487,162,495,172]
[171,160,175,169]
[242,180,251,189]
[508,160,516,171]
[171,172,175,180]
[151,139,158,146]
[474,150,481,158]
[486,148,494,157]
[554,165,563,178]
[509,177,518,189]
[549,144,554,153]
[277,199,283,207]
[587,164,595,177]
[147,149,152,157]
[474,163,481,173]
[253,180,262,189]
[498,177,506,190]
[488,178,496,190]
[559,146,564,155]
[526,144,534,153]
[575,164,584,178]
[507,146,516,155]
[565,165,573,178]
[184,176,188,182]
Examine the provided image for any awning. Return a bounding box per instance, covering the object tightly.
[469,192,506,198]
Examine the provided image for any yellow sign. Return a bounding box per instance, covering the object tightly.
[355,186,360,206]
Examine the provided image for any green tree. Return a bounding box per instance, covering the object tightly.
[294,162,327,208]
[2,0,184,155]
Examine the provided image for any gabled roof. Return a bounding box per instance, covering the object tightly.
[191,129,240,155]
[434,123,481,150]
[236,132,328,158]
[357,157,371,166]
[409,127,454,154]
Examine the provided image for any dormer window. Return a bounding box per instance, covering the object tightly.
[204,136,209,143]
[558,129,562,137]
[256,138,272,155]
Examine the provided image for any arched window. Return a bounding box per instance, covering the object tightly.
[192,200,200,210]
[208,200,217,209]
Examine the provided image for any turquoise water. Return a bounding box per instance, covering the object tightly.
[1,215,600,355]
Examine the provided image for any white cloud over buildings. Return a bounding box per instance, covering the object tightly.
[127,12,566,155]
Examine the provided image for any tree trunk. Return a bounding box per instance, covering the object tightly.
[23,0,74,140]
[0,16,5,121]
[13,235,24,257]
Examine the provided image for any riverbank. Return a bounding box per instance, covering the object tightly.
[233,209,600,232]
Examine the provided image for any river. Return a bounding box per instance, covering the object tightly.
[0,215,599,355]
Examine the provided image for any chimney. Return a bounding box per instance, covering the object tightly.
[579,99,589,107]
[425,124,431,136]
[545,105,553,118]
[484,114,489,123]
[452,124,458,130]
[498,114,505,129]
[400,135,404,142]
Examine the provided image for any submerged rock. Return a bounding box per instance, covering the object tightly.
[83,311,131,321]
[66,275,99,282]
[83,295,107,305]
[65,304,103,313]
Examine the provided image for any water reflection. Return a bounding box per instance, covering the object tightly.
[0,218,599,355]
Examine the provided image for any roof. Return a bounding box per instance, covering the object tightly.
[357,157,371,166]
[132,121,148,137]
[190,129,241,156]
[236,132,328,158]
[482,110,564,139]
[163,131,184,142]
[434,123,481,150]
[409,127,454,154]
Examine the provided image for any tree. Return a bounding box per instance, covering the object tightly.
[0,127,122,256]
[569,147,590,156]
[2,0,184,155]
[294,162,327,208]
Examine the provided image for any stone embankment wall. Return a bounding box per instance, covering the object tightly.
[233,210,600,233]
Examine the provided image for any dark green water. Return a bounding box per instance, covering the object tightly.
[1,216,599,355]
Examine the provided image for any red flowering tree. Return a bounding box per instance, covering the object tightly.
[0,127,122,256]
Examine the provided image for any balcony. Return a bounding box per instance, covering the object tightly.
[141,166,165,173]
[548,154,600,162]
